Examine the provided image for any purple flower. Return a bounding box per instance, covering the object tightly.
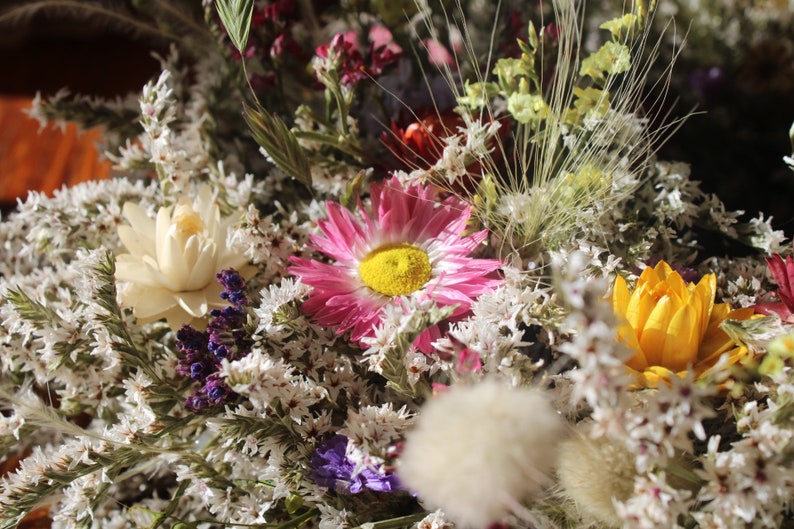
[217,269,250,307]
[310,435,401,494]
[689,66,726,103]
[176,269,254,412]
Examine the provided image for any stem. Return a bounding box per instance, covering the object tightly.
[351,513,429,529]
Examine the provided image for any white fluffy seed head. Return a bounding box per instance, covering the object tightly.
[556,429,637,528]
[397,380,566,528]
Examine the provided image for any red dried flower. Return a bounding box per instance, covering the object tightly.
[756,252,794,321]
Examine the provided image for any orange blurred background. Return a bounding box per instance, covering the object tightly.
[0,23,161,206]
[0,97,112,201]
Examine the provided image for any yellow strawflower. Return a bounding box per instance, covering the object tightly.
[611,260,755,388]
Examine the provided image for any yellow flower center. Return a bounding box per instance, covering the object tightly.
[358,243,432,297]
[172,204,205,238]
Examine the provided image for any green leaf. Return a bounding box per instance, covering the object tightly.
[244,104,313,188]
[285,492,304,514]
[214,0,255,53]
[340,169,368,209]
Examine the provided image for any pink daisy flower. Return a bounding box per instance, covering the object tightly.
[288,176,502,351]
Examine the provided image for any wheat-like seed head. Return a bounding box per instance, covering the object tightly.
[400,0,687,260]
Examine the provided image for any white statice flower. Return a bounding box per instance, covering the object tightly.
[293,411,334,444]
[232,202,314,281]
[0,410,24,440]
[398,380,565,528]
[616,473,693,529]
[317,504,350,529]
[254,277,311,336]
[407,115,501,186]
[623,371,716,471]
[435,265,558,384]
[52,469,114,528]
[652,161,702,228]
[135,70,210,192]
[360,297,449,378]
[694,435,792,529]
[340,403,412,456]
[414,510,454,529]
[221,348,327,421]
[746,213,787,254]
[115,185,250,329]
[692,396,794,528]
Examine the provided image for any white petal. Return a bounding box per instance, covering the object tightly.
[155,206,172,265]
[164,306,197,330]
[219,250,250,272]
[122,202,156,236]
[177,290,209,318]
[182,234,202,271]
[117,225,155,259]
[195,186,218,231]
[116,257,166,287]
[185,241,218,291]
[132,288,178,319]
[160,232,191,289]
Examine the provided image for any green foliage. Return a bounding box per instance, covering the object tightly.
[244,104,313,188]
[213,0,254,53]
[759,331,794,377]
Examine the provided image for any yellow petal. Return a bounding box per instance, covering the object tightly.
[641,265,662,288]
[698,306,755,363]
[661,268,687,301]
[692,274,716,339]
[695,345,748,380]
[626,282,655,336]
[638,295,676,365]
[640,365,685,389]
[612,274,631,315]
[660,303,699,372]
[620,322,649,371]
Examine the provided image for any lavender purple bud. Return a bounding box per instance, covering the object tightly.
[176,269,253,412]
[310,435,402,494]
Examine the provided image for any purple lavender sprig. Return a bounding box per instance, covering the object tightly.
[310,435,402,494]
[176,269,254,412]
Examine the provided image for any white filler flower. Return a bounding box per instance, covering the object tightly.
[398,380,565,528]
[115,185,249,329]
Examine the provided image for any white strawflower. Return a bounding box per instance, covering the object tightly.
[398,380,565,528]
[115,185,250,329]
